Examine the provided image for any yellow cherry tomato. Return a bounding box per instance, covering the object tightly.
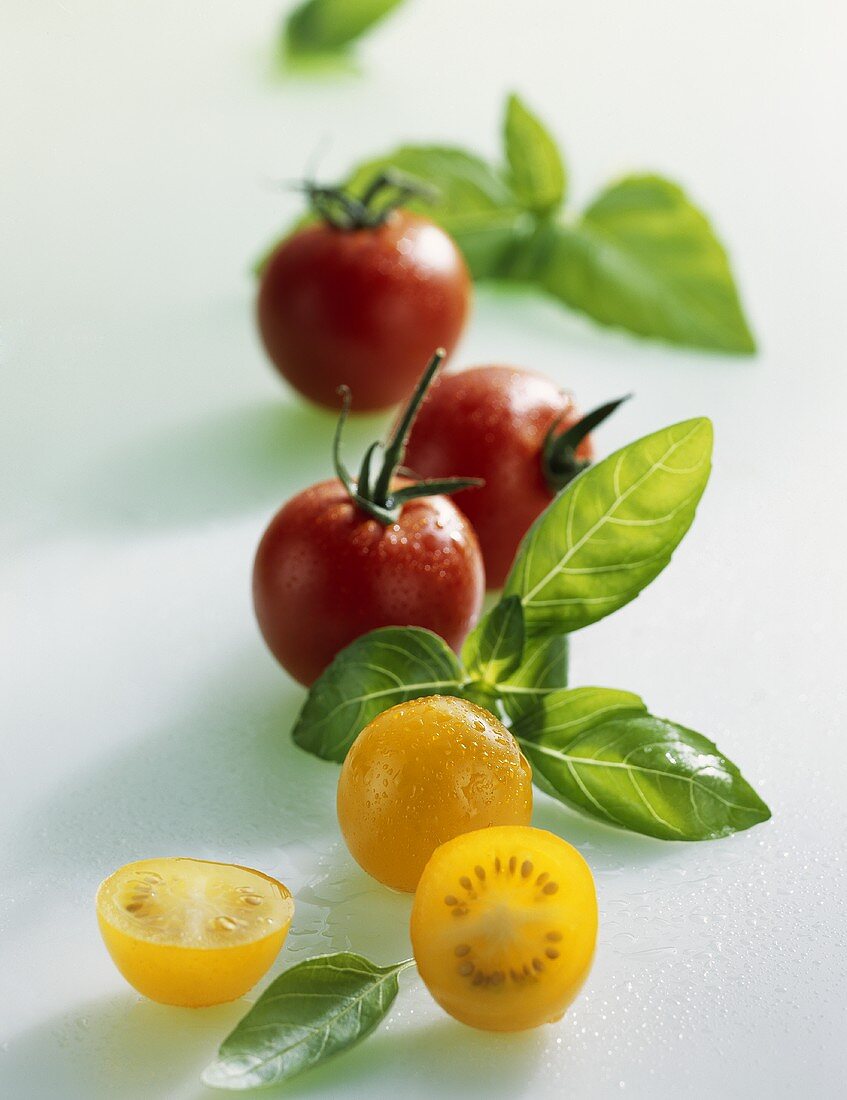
[96,857,293,1007]
[411,826,597,1031]
[337,696,533,892]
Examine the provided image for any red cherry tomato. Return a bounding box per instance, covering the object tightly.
[257,201,471,412]
[405,366,625,588]
[253,351,485,686]
[253,479,484,686]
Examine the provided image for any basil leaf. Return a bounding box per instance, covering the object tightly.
[342,146,530,278]
[292,627,463,762]
[499,634,570,721]
[541,176,756,353]
[504,93,566,214]
[202,952,410,1091]
[285,0,405,56]
[518,702,771,840]
[461,596,524,685]
[503,418,712,637]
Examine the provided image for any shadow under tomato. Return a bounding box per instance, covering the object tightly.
[0,992,245,1100]
[284,1014,544,1100]
[69,398,387,533]
[531,791,684,870]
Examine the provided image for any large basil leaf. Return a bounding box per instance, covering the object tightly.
[504,93,566,214]
[461,596,524,685]
[285,0,405,55]
[504,418,712,637]
[499,634,570,721]
[292,627,463,762]
[342,146,531,278]
[202,953,410,1091]
[510,685,646,744]
[518,703,771,840]
[541,175,756,353]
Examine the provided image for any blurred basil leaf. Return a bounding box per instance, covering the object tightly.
[504,92,567,214]
[285,0,406,56]
[542,176,756,352]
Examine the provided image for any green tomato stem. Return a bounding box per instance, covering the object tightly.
[541,394,631,494]
[332,350,484,526]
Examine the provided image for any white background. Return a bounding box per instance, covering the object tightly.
[2,2,846,1097]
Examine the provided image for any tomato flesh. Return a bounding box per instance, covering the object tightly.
[253,480,484,685]
[337,697,533,892]
[405,365,592,587]
[257,212,471,411]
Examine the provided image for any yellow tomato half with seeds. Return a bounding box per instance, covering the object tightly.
[411,826,597,1031]
[96,857,293,1007]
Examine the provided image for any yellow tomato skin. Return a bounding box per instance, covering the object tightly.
[337,696,533,892]
[411,826,597,1032]
[97,916,289,1008]
[96,858,293,1007]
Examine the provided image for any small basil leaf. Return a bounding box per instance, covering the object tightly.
[541,175,756,353]
[499,634,570,722]
[504,93,567,214]
[519,706,771,840]
[202,952,410,1091]
[285,0,405,56]
[342,146,531,278]
[461,596,524,685]
[504,418,712,637]
[292,627,464,762]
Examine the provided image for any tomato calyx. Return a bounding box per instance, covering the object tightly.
[333,349,484,525]
[541,394,631,493]
[304,170,439,231]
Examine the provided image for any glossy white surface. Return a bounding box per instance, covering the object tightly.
[2,2,845,1097]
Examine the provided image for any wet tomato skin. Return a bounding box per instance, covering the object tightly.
[252,479,485,686]
[256,212,471,412]
[404,366,592,588]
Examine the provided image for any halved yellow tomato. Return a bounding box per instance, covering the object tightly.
[96,857,293,1007]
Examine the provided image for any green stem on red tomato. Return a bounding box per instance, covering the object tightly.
[333,350,484,526]
[306,170,439,231]
[541,394,631,493]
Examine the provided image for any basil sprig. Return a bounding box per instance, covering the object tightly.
[203,952,412,1091]
[291,416,771,841]
[285,0,406,58]
[338,94,755,353]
